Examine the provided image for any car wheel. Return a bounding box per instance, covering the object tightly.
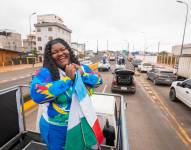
[154,79,158,85]
[147,75,150,80]
[169,88,177,101]
[131,91,136,94]
[111,88,115,93]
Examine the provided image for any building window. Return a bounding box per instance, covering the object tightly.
[37,37,41,41]
[48,27,52,31]
[48,36,53,41]
[38,46,42,51]
[37,28,41,32]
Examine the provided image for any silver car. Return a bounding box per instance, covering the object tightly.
[147,68,177,85]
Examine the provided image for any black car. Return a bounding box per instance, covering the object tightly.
[132,59,142,67]
[111,68,136,94]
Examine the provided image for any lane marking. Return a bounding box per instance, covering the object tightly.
[102,84,107,93]
[0,74,31,83]
[138,76,191,146]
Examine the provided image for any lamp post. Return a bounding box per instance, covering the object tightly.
[176,0,188,72]
[29,12,37,66]
[177,0,188,56]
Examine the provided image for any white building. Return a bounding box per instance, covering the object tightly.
[0,29,22,52]
[172,44,191,56]
[22,33,36,52]
[34,14,72,54]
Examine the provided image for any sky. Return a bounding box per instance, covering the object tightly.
[0,0,191,52]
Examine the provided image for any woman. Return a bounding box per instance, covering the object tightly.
[30,38,102,150]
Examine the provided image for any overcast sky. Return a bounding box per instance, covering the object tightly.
[0,0,191,52]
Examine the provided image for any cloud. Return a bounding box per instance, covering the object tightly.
[0,0,190,51]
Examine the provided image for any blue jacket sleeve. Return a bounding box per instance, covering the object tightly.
[81,64,102,87]
[30,67,72,104]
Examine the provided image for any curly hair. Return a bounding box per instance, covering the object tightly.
[43,38,80,81]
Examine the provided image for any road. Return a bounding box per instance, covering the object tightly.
[21,61,191,150]
[0,67,39,90]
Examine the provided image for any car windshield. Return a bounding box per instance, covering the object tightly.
[143,63,152,66]
[160,71,174,75]
[133,60,142,63]
[101,59,108,64]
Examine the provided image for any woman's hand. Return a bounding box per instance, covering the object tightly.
[65,64,76,80]
[72,64,84,75]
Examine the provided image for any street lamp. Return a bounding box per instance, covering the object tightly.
[29,12,37,66]
[177,0,188,57]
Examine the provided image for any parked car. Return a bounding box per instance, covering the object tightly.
[111,68,136,94]
[169,79,191,108]
[138,62,152,72]
[98,59,110,71]
[132,59,142,67]
[147,68,177,85]
[109,55,116,61]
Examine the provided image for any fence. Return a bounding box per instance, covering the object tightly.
[157,55,178,67]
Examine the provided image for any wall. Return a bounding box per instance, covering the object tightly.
[0,49,19,66]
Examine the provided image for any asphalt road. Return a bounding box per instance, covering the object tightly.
[23,61,191,150]
[0,67,39,90]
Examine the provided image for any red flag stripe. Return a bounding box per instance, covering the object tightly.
[92,118,104,144]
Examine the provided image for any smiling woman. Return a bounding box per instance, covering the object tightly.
[30,38,103,150]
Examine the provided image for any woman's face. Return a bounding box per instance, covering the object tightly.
[51,43,70,68]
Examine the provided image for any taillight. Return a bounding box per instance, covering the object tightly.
[112,79,117,85]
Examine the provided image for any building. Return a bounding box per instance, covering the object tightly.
[0,29,22,52]
[34,14,72,54]
[172,44,191,56]
[22,33,36,52]
[0,48,21,66]
[71,42,85,54]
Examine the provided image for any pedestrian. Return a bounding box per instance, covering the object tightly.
[30,38,102,150]
[103,119,115,146]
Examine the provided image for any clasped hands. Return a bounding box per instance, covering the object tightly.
[65,63,84,80]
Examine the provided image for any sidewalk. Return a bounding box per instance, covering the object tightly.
[0,63,42,73]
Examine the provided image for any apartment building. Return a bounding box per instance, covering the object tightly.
[0,29,22,52]
[35,14,72,54]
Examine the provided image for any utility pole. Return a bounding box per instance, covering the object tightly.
[29,12,37,67]
[97,40,98,54]
[107,40,108,52]
[158,41,160,54]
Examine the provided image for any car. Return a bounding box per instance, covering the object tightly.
[80,60,93,65]
[169,79,191,108]
[138,62,152,72]
[109,55,115,61]
[111,68,136,94]
[147,68,177,85]
[98,59,110,71]
[132,59,142,67]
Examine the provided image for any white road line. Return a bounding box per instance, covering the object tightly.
[102,84,107,93]
[0,74,31,83]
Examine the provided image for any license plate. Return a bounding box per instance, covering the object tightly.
[121,87,127,90]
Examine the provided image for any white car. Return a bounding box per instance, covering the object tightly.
[138,62,152,72]
[98,60,110,71]
[109,55,115,61]
[169,79,191,108]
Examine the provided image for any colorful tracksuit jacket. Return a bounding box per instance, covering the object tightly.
[30,64,102,126]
